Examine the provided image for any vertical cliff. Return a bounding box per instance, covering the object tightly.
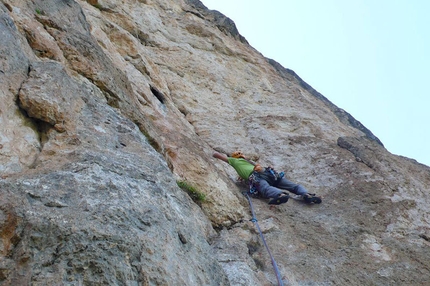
[0,0,429,285]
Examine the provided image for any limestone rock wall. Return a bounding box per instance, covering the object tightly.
[0,0,429,285]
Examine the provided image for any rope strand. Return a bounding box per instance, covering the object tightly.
[244,192,285,286]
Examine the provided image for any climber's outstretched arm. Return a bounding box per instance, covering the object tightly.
[213,152,229,163]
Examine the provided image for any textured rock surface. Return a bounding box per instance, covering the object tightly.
[0,0,429,285]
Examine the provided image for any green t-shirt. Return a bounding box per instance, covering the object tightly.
[228,157,254,180]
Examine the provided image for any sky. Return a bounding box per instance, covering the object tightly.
[201,0,430,167]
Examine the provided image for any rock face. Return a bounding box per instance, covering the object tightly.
[0,0,429,285]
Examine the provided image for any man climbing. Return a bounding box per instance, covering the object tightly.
[213,151,322,205]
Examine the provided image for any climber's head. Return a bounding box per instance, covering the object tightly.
[231,151,245,159]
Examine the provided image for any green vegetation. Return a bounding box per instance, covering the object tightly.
[177,180,206,204]
[140,129,161,152]
[91,3,103,10]
[35,8,43,15]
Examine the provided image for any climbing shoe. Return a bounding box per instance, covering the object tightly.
[268,194,289,205]
[303,193,322,204]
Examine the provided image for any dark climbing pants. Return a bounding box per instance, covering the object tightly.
[256,177,308,199]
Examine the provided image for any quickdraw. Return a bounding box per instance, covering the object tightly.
[267,167,285,186]
[248,172,260,196]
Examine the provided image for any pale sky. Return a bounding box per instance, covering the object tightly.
[201,0,430,167]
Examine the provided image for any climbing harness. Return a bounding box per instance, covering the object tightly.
[243,192,285,286]
[267,167,285,187]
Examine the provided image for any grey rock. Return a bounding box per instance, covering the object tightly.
[0,0,428,285]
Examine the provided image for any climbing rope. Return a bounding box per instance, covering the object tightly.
[244,192,285,286]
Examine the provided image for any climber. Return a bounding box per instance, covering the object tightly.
[213,151,322,205]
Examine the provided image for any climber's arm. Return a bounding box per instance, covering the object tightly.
[213,152,229,163]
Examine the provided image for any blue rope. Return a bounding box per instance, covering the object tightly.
[244,192,285,286]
